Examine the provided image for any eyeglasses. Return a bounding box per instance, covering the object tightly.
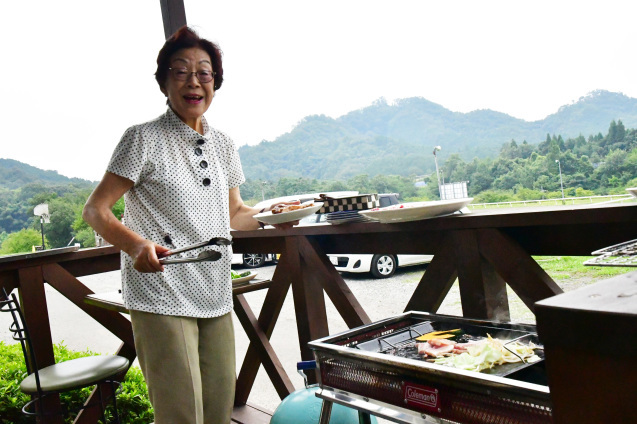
[168,67,215,83]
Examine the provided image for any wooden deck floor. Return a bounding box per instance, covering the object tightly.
[232,402,273,424]
[149,402,273,424]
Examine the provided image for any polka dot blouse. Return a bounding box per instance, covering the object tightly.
[107,108,246,318]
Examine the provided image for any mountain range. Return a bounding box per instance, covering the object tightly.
[238,90,637,181]
[1,90,636,188]
[0,158,95,190]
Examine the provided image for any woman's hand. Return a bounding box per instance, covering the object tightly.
[84,173,174,272]
[271,220,299,230]
[129,240,172,273]
[230,188,302,230]
[262,201,302,230]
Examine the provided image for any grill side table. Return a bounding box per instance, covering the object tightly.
[535,270,637,423]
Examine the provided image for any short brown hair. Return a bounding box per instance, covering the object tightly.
[155,26,224,91]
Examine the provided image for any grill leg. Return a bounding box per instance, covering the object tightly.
[318,400,333,424]
[358,411,372,424]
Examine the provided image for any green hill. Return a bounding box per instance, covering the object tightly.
[0,158,96,190]
[238,90,637,180]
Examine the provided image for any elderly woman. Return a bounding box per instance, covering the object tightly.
[83,26,293,424]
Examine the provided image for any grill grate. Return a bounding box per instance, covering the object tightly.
[349,319,543,378]
[310,312,553,424]
[584,239,637,267]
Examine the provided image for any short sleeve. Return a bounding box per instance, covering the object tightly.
[221,133,245,189]
[107,126,150,185]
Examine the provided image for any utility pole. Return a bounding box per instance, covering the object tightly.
[433,146,443,200]
[556,159,565,205]
[33,203,49,250]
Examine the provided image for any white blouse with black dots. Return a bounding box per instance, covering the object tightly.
[107,108,246,318]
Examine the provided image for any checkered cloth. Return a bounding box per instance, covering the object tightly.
[317,194,380,214]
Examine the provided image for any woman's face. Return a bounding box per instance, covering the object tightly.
[162,47,215,131]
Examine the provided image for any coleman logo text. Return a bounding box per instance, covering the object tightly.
[404,384,439,411]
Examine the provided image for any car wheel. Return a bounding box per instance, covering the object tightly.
[243,253,265,268]
[370,254,397,278]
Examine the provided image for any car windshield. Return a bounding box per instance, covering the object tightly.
[379,194,400,207]
[299,213,325,225]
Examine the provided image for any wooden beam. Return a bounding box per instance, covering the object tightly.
[234,257,292,404]
[299,237,371,328]
[159,0,187,40]
[453,230,509,320]
[477,229,562,312]
[233,294,295,399]
[42,264,135,347]
[17,266,65,423]
[404,238,458,313]
[288,237,329,363]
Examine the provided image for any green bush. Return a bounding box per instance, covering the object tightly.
[0,229,47,255]
[0,342,153,424]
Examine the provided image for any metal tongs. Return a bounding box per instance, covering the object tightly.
[159,237,232,265]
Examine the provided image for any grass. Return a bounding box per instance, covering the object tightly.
[0,342,153,424]
[407,256,634,323]
[534,255,633,280]
[469,195,635,209]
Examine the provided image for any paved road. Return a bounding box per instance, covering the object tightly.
[2,262,539,415]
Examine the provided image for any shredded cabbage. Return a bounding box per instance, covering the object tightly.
[433,334,540,372]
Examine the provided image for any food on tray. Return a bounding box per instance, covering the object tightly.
[271,202,313,214]
[419,334,540,372]
[369,204,406,211]
[417,338,456,357]
[231,270,252,279]
[415,329,461,341]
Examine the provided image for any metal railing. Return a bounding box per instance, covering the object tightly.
[469,194,635,209]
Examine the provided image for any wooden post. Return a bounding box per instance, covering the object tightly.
[17,266,65,423]
[159,0,187,40]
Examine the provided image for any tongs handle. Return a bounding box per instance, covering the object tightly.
[160,250,222,265]
[167,237,232,255]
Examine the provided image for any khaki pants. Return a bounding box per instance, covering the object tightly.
[130,310,236,424]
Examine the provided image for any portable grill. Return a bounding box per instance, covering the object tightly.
[309,311,552,424]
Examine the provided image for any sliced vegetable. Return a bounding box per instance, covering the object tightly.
[432,334,540,372]
[231,270,252,279]
[415,329,461,341]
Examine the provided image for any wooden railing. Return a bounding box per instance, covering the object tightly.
[0,245,277,423]
[2,201,637,423]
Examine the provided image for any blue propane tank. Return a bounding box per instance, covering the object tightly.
[271,386,375,424]
[270,361,377,424]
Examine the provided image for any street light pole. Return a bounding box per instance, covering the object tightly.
[433,146,443,200]
[40,217,45,250]
[556,159,565,205]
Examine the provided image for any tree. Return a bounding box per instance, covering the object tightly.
[444,154,467,182]
[46,198,78,248]
[0,228,47,254]
[473,190,514,203]
[74,227,96,248]
[469,162,494,194]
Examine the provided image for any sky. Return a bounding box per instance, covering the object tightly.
[1,0,636,182]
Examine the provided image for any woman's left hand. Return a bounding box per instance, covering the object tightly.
[262,201,302,230]
[271,220,299,230]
